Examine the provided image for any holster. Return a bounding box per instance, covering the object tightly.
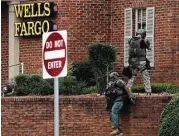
[146,58,151,70]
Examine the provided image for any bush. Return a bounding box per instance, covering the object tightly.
[158,96,179,136]
[14,73,88,96]
[88,43,116,94]
[82,86,98,94]
[132,83,179,94]
[88,43,116,68]
[59,75,87,95]
[71,61,95,86]
[159,95,179,124]
[14,74,53,96]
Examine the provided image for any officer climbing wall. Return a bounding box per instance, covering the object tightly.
[105,72,136,136]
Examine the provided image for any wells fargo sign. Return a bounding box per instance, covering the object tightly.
[14,2,56,37]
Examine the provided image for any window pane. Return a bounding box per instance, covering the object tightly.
[142,9,146,22]
[138,23,141,29]
[136,8,146,30]
[138,9,141,23]
[142,23,146,30]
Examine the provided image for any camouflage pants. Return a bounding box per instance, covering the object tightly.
[127,61,152,93]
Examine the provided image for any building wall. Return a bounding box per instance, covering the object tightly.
[1,2,9,84]
[1,95,172,136]
[1,0,179,85]
[19,0,111,75]
[110,0,179,84]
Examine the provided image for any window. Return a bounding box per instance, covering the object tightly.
[124,7,155,67]
[136,9,146,31]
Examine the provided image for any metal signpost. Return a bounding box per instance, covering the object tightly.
[42,30,67,136]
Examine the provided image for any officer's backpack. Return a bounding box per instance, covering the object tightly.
[128,37,144,68]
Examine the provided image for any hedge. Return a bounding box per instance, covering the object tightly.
[158,95,179,136]
[59,75,87,95]
[14,74,53,95]
[71,61,95,86]
[132,83,179,94]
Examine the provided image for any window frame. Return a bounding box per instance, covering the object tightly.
[124,7,155,67]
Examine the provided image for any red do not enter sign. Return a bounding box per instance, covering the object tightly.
[43,31,67,79]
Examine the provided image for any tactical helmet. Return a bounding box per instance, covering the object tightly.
[109,72,119,81]
[136,29,146,35]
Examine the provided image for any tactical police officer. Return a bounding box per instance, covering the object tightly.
[105,72,135,136]
[126,29,152,94]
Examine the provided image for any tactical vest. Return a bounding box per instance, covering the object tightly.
[106,81,128,102]
[129,37,147,61]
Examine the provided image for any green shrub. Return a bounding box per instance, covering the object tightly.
[132,83,179,94]
[82,86,98,94]
[71,61,95,86]
[14,73,89,96]
[59,76,87,95]
[88,43,116,68]
[88,43,116,94]
[14,74,30,95]
[14,74,53,95]
[159,95,179,124]
[158,96,179,136]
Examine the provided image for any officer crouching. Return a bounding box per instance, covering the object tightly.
[105,72,136,136]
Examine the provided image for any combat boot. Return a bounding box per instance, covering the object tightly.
[146,92,151,95]
[110,129,123,136]
[116,132,123,136]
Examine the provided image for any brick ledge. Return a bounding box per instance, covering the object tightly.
[1,93,173,102]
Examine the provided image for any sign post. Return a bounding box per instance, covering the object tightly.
[42,30,67,136]
[54,77,59,136]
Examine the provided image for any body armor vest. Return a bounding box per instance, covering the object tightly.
[129,37,147,61]
[106,81,127,102]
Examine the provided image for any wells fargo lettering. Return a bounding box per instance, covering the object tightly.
[14,2,56,37]
[14,20,52,36]
[14,2,51,18]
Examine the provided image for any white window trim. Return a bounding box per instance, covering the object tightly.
[124,8,132,67]
[135,9,138,33]
[146,7,155,67]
